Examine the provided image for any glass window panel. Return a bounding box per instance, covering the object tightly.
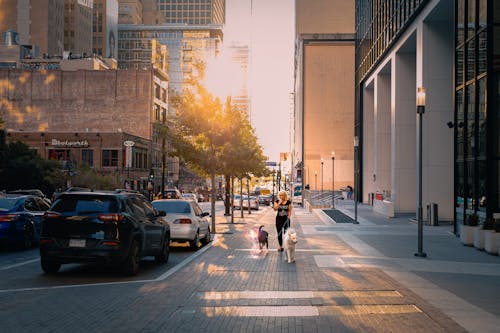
[478,0,486,30]
[457,161,465,208]
[477,30,487,75]
[467,160,474,209]
[466,84,475,159]
[457,89,465,159]
[456,46,464,86]
[466,39,475,81]
[467,0,476,39]
[478,160,487,211]
[457,0,465,45]
[478,78,487,158]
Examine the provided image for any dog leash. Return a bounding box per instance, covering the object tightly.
[277,217,291,237]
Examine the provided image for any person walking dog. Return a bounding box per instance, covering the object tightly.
[274,190,292,252]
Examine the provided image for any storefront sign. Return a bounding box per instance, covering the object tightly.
[51,139,89,148]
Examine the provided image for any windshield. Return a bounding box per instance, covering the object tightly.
[153,201,191,214]
[51,195,119,215]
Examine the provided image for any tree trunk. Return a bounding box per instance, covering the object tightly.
[224,174,231,216]
[240,178,244,218]
[210,168,216,234]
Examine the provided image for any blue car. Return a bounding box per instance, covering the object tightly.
[0,195,51,249]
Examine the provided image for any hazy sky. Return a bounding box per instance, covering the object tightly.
[224,0,295,163]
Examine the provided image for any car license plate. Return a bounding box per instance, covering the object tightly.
[69,239,86,247]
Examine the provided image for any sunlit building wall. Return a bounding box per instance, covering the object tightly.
[0,0,65,57]
[118,0,143,24]
[294,0,356,192]
[152,0,225,25]
[225,43,250,119]
[64,0,94,55]
[93,0,118,58]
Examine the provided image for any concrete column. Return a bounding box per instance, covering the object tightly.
[362,83,375,203]
[392,51,417,213]
[417,16,455,221]
[375,71,391,197]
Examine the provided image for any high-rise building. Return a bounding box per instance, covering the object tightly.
[148,0,225,25]
[64,0,94,55]
[293,0,356,192]
[0,0,65,57]
[92,0,118,58]
[118,25,223,99]
[118,0,143,24]
[226,43,250,119]
[354,0,500,231]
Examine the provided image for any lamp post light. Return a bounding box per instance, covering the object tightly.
[321,158,324,193]
[331,151,335,208]
[353,138,359,224]
[415,87,427,258]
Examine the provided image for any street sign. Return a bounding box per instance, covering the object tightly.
[265,161,277,166]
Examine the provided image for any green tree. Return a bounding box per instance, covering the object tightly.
[160,78,268,232]
[0,132,65,195]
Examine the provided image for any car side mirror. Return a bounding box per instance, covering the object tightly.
[158,210,166,216]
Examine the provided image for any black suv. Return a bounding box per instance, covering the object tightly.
[39,191,170,276]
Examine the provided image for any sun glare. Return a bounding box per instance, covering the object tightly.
[204,48,244,100]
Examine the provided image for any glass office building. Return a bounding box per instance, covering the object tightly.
[355,0,500,230]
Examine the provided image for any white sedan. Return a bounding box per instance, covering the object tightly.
[152,199,211,250]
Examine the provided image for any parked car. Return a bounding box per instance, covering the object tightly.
[152,199,211,250]
[39,191,170,275]
[52,187,92,201]
[181,193,198,201]
[233,195,259,210]
[0,194,50,249]
[7,189,52,206]
[258,194,272,206]
[162,188,182,199]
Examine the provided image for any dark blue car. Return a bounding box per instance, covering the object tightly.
[0,195,51,249]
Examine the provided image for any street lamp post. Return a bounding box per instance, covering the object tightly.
[331,151,335,208]
[314,171,317,190]
[321,158,324,193]
[415,87,427,258]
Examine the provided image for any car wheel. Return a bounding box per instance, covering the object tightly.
[189,231,200,250]
[201,227,211,245]
[122,240,140,276]
[155,235,170,264]
[41,257,61,274]
[22,225,34,249]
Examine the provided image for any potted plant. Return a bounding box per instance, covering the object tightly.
[474,217,493,250]
[484,218,500,255]
[460,213,479,246]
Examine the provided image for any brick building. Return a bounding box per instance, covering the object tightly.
[0,66,170,192]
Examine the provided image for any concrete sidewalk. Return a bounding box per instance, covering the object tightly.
[313,200,500,333]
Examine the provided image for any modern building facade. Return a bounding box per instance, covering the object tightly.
[0,0,65,57]
[118,24,223,97]
[355,0,499,230]
[154,0,225,25]
[64,0,94,55]
[92,0,118,58]
[118,0,143,24]
[226,43,250,119]
[294,0,356,192]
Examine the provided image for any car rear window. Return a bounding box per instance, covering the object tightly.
[51,195,119,214]
[0,198,18,211]
[153,201,190,214]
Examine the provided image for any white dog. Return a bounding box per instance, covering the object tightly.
[283,228,298,263]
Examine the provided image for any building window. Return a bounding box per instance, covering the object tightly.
[102,150,118,167]
[82,149,94,166]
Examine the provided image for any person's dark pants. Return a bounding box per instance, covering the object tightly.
[276,217,290,247]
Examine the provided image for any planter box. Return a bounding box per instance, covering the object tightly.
[473,228,486,250]
[460,225,476,246]
[484,231,500,255]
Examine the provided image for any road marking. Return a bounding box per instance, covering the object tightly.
[0,235,219,294]
[0,258,39,271]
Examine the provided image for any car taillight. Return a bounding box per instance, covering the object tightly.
[44,211,61,219]
[39,238,54,245]
[98,214,124,222]
[0,214,17,222]
[102,241,120,246]
[174,218,192,224]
